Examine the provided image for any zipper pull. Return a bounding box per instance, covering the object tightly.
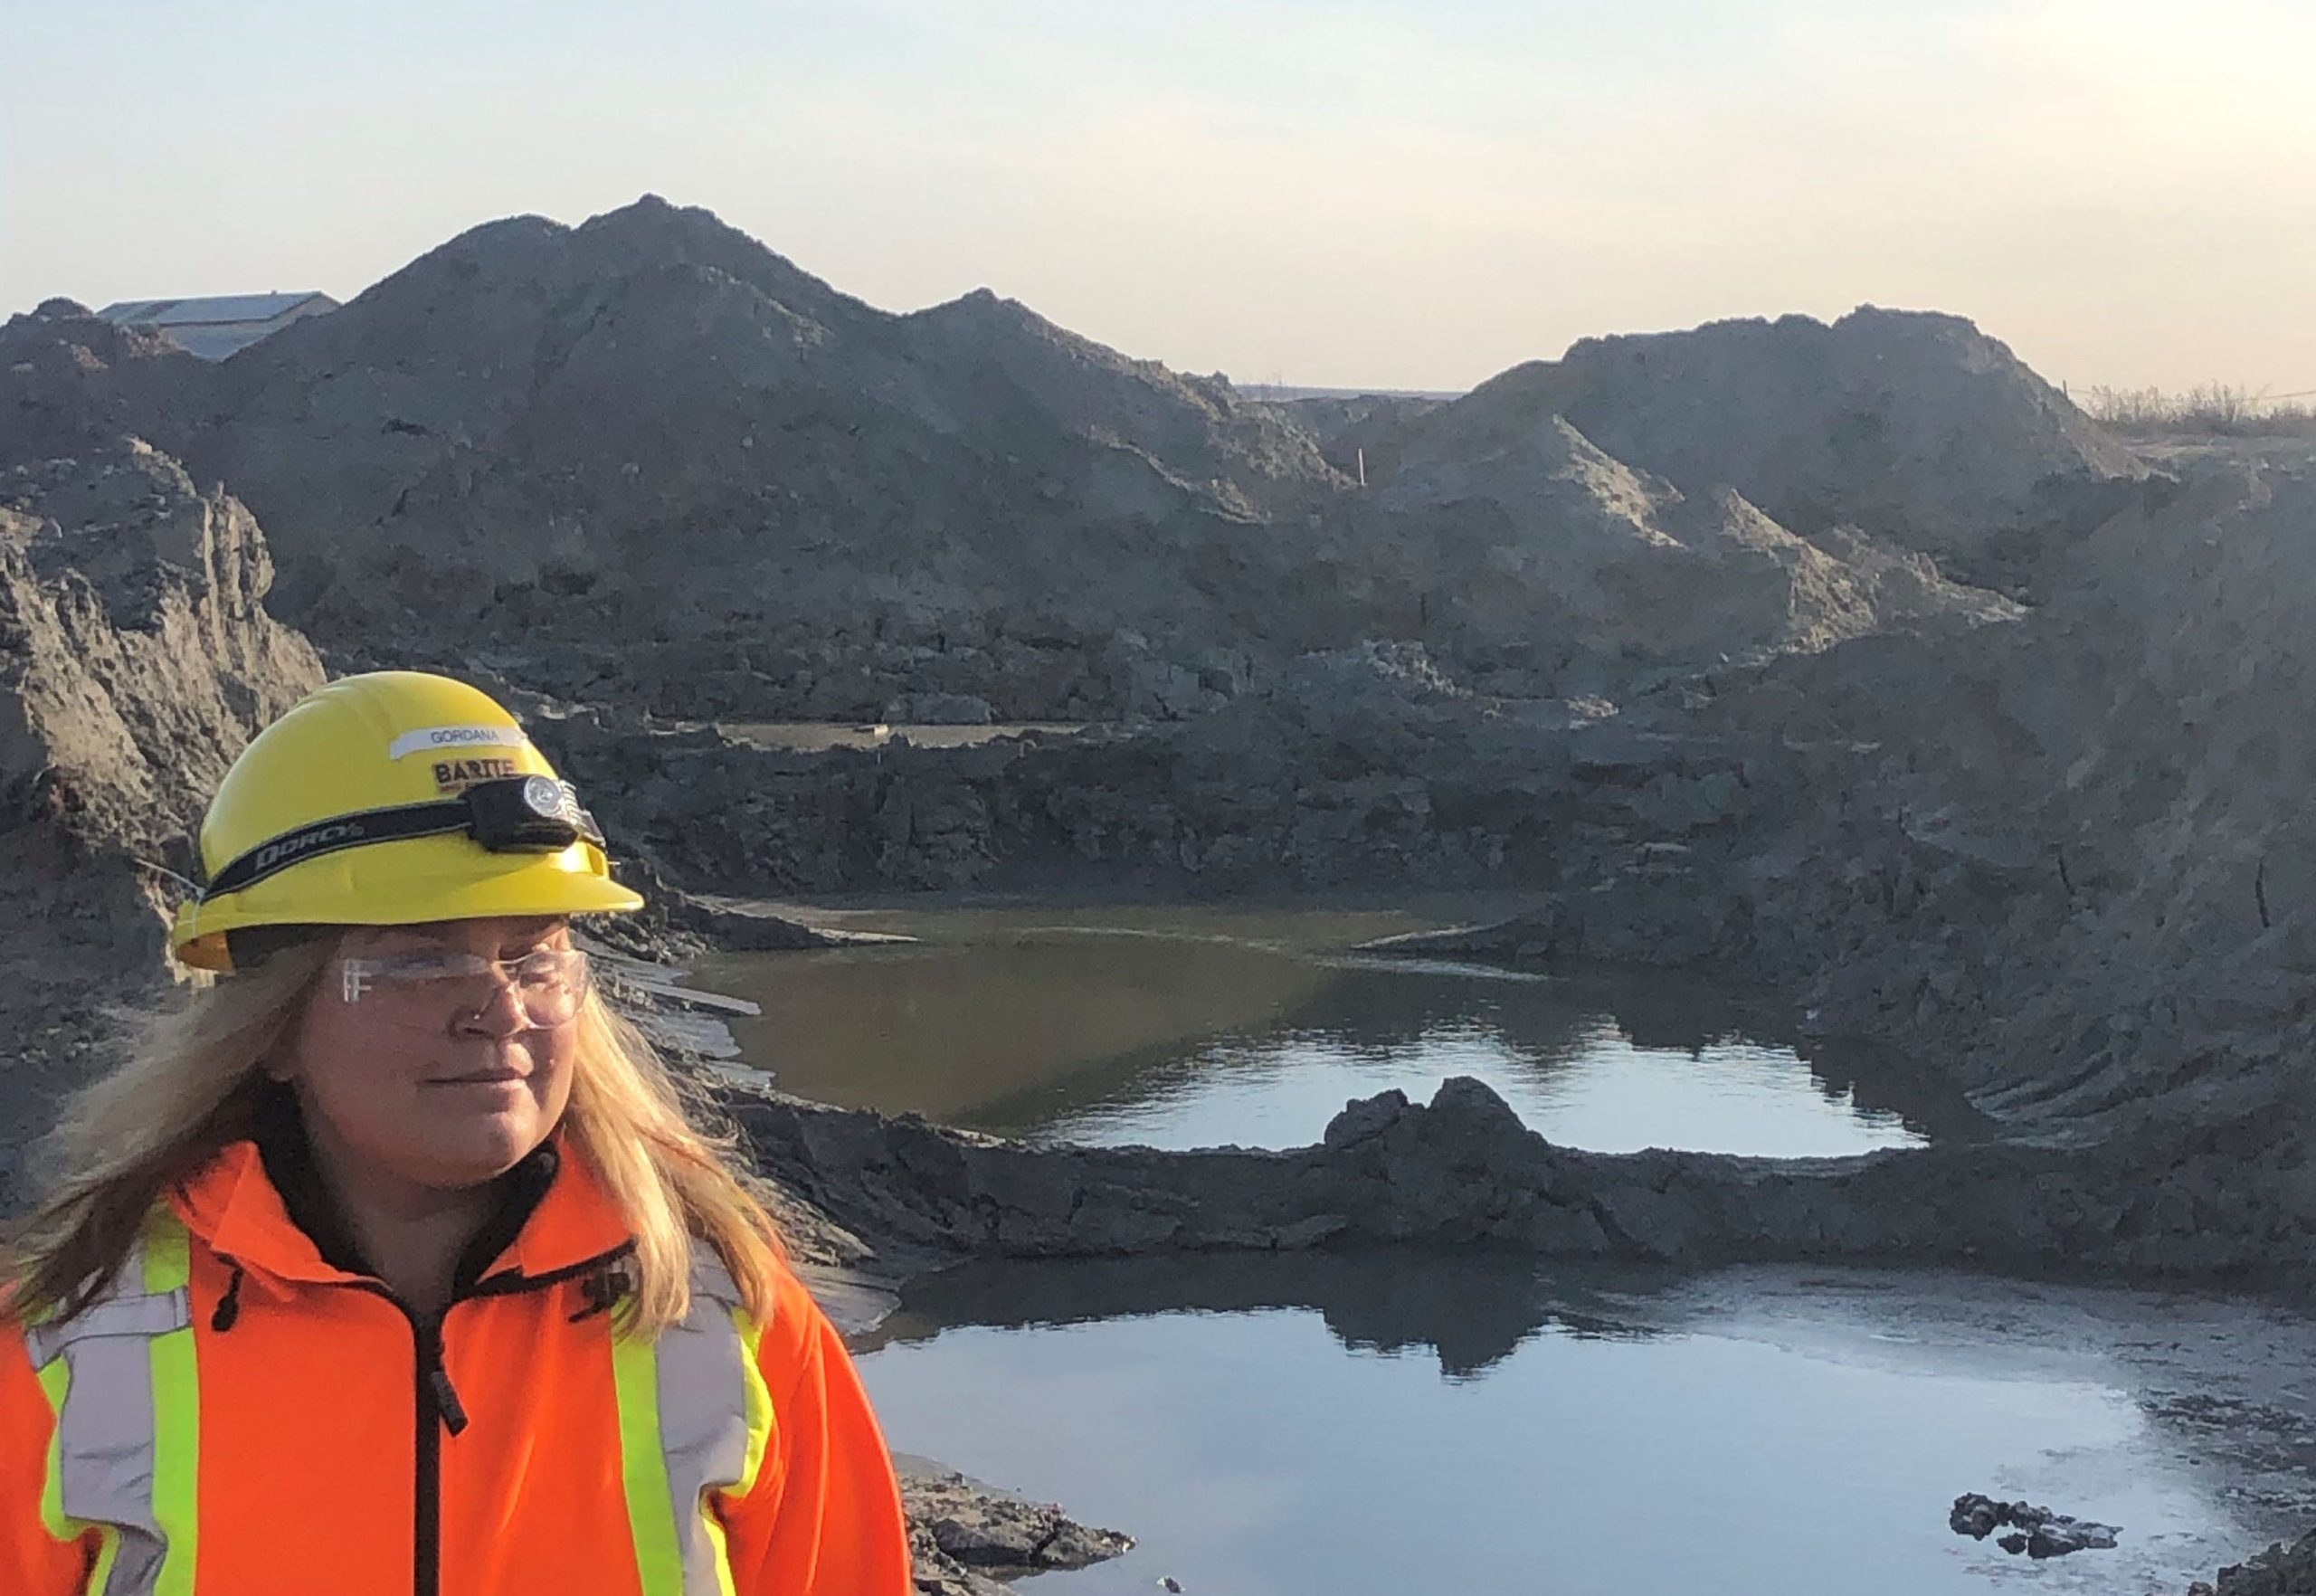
[417,1322,470,1438]
[211,1265,246,1333]
[568,1261,632,1323]
[426,1364,470,1438]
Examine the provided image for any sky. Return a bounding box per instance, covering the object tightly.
[5,0,2313,395]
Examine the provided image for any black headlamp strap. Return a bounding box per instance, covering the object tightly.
[197,777,606,904]
[199,802,469,901]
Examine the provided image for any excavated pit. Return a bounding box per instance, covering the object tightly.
[9,197,2316,1590]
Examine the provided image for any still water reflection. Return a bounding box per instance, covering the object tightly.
[863,1255,2314,1595]
[700,905,1980,1154]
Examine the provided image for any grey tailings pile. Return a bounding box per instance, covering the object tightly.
[4,196,2121,722]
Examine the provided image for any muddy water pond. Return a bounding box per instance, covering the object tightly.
[698,901,1982,1154]
[861,1257,2316,1594]
[701,904,2313,1591]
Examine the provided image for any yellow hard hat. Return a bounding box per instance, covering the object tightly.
[172,671,644,972]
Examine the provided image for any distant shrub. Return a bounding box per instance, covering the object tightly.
[2079,382,2316,436]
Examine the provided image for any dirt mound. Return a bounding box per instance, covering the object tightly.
[1914,459,2316,1126]
[0,197,2026,721]
[902,288,1343,516]
[142,196,1346,717]
[0,300,208,469]
[1373,308,2150,592]
[1,201,2082,725]
[0,440,323,1198]
[1372,411,2018,689]
[1265,392,1447,480]
[897,1458,1133,1592]
[182,195,901,613]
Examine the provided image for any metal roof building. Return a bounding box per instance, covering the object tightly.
[95,290,339,359]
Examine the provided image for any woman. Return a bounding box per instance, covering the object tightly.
[0,671,913,1595]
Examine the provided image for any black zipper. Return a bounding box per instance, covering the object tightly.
[223,1241,633,1596]
[413,1243,631,1596]
[317,1279,448,1596]
[413,1315,447,1596]
[421,1248,634,1596]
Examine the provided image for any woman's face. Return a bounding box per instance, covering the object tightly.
[273,916,582,1192]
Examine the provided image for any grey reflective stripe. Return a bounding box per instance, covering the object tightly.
[24,1289,192,1367]
[657,1258,753,1596]
[34,1238,187,1596]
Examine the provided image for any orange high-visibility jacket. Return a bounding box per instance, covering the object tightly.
[0,1126,914,1595]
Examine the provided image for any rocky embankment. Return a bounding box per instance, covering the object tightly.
[0,442,322,1203]
[2199,1534,2316,1595]
[1364,461,2316,1154]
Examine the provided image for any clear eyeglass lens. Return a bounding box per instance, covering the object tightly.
[338,948,590,1030]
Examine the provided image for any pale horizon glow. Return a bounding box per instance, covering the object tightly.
[6,0,2313,395]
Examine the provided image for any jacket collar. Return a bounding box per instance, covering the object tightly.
[172,1094,633,1293]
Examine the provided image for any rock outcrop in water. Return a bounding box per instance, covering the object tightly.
[1951,1494,2121,1559]
[897,1458,1134,1594]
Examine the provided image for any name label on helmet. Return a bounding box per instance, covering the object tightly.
[434,757,520,793]
[387,725,528,762]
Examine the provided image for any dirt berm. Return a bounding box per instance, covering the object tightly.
[719,1069,2248,1279]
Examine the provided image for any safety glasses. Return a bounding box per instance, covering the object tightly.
[337,947,592,1031]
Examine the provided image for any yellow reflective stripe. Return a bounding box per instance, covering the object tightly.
[140,1214,197,1596]
[613,1334,685,1596]
[730,1309,773,1502]
[138,1211,190,1288]
[613,1279,766,1596]
[34,1356,72,1542]
[88,1528,125,1596]
[698,1514,738,1596]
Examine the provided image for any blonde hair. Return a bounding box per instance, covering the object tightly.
[3,938,786,1337]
